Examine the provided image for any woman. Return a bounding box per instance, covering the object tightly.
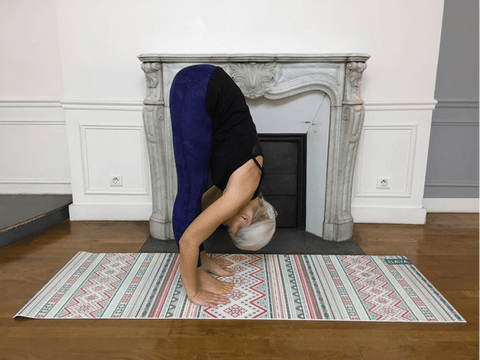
[170,64,276,308]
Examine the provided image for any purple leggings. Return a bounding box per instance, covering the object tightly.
[170,65,216,267]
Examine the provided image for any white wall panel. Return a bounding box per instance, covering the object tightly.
[0,122,69,178]
[81,126,148,195]
[352,105,433,224]
[64,108,151,220]
[355,125,417,198]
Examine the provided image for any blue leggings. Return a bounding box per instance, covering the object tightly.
[170,65,216,267]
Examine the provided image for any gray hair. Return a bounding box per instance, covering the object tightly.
[232,195,277,251]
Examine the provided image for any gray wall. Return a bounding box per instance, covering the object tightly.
[424,0,479,198]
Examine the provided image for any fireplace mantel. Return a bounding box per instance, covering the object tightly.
[138,53,369,241]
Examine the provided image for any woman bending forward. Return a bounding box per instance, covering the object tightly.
[170,65,277,308]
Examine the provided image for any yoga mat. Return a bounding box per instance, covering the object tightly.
[15,252,465,322]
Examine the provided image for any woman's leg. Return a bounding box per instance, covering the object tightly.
[170,64,216,267]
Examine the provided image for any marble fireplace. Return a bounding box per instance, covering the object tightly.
[138,54,369,242]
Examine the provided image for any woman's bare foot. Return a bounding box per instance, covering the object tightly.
[209,254,230,266]
[201,253,235,277]
[190,290,230,308]
[196,267,234,295]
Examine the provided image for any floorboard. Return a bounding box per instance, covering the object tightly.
[0,214,478,360]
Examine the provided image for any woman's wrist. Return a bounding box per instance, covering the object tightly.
[179,239,200,300]
[184,280,199,299]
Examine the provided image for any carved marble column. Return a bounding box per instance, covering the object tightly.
[141,62,174,240]
[323,61,367,241]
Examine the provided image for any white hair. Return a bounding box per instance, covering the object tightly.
[231,195,277,251]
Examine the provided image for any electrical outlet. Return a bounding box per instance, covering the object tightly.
[110,175,123,187]
[377,177,391,189]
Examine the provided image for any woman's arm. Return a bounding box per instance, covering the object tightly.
[179,186,223,304]
[179,189,247,301]
[179,160,261,305]
[202,185,223,211]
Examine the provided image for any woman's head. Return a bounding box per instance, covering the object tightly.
[228,195,277,251]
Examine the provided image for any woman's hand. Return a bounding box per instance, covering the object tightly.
[190,290,231,308]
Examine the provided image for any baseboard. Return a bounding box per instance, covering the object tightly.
[68,204,152,220]
[351,206,427,224]
[422,198,479,213]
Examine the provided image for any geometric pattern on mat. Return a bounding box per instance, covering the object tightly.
[15,252,465,322]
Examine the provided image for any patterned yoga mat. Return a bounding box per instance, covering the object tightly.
[15,252,465,322]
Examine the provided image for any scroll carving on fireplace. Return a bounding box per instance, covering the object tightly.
[141,62,162,103]
[345,62,367,103]
[227,63,276,99]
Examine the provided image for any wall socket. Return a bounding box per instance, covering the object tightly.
[110,175,123,187]
[376,176,391,189]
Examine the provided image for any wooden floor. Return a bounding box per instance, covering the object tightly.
[0,214,478,360]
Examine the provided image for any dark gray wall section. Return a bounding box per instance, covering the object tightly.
[425,0,479,199]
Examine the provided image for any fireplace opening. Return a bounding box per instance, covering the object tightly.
[207,134,307,230]
[258,134,306,230]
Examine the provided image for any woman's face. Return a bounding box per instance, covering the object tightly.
[227,205,253,239]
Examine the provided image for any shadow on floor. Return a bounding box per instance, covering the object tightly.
[139,228,364,255]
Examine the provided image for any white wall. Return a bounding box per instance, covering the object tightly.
[0,0,446,224]
[0,0,70,194]
[53,0,445,101]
